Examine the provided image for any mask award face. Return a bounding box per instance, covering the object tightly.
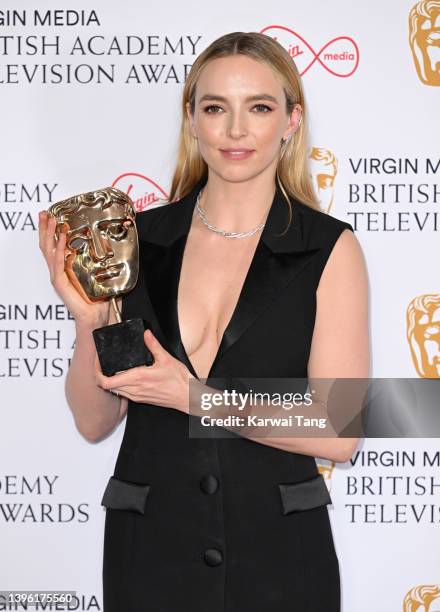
[47,186,154,376]
[48,186,138,303]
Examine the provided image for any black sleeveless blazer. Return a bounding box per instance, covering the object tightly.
[101,175,354,612]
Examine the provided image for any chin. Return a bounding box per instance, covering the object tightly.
[213,166,262,183]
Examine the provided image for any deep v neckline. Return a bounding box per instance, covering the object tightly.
[175,194,269,381]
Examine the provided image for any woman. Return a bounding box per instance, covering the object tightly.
[39,31,369,612]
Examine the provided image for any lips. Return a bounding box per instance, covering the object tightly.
[220,148,254,160]
[94,263,124,281]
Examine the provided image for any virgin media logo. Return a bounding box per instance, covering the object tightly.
[260,25,360,77]
[112,172,168,213]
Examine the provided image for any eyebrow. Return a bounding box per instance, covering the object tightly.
[198,93,279,104]
[65,218,126,236]
[66,226,88,237]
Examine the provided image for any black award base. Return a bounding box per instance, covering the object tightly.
[92,318,155,376]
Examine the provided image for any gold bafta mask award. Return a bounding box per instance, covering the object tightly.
[48,186,154,376]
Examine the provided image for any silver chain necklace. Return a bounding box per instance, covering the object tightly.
[195,188,266,239]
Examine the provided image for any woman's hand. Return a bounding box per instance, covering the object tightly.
[95,329,196,413]
[38,210,110,328]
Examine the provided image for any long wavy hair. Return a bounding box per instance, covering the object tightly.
[167,31,320,232]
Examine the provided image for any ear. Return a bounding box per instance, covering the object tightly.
[283,103,303,141]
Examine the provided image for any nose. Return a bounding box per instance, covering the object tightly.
[226,108,248,139]
[89,229,114,262]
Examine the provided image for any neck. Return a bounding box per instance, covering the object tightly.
[199,172,276,232]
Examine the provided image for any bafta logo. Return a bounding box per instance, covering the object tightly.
[316,460,336,493]
[48,186,154,376]
[308,147,338,213]
[48,187,139,303]
[409,0,440,86]
[403,584,440,610]
[406,294,440,378]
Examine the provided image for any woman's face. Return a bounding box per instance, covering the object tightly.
[186,54,302,183]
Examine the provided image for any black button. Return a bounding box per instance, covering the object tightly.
[204,548,223,567]
[200,474,219,495]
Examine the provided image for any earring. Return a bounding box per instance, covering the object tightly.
[281,134,293,146]
[280,135,292,160]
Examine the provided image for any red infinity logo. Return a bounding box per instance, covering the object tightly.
[260,25,360,77]
[112,172,168,213]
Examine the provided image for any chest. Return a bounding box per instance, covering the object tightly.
[130,206,323,381]
[177,228,260,377]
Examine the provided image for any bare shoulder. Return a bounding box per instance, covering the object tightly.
[317,226,367,295]
[309,224,370,379]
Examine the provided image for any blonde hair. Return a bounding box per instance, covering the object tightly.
[168,31,320,232]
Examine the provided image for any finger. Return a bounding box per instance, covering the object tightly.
[108,388,120,397]
[95,366,107,389]
[53,231,67,285]
[113,362,158,387]
[44,214,55,254]
[109,381,155,395]
[96,367,144,391]
[38,210,48,251]
[45,215,57,272]
[109,386,160,404]
[143,329,163,361]
[113,389,135,402]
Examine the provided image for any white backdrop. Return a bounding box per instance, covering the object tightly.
[1,1,439,609]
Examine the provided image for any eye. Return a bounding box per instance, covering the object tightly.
[105,221,131,240]
[202,104,272,114]
[252,104,272,113]
[68,236,87,250]
[203,105,223,114]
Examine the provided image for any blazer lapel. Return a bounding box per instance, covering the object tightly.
[139,176,321,380]
[139,236,190,370]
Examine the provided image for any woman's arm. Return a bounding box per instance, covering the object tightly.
[65,297,128,442]
[38,210,129,443]
[244,228,370,462]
